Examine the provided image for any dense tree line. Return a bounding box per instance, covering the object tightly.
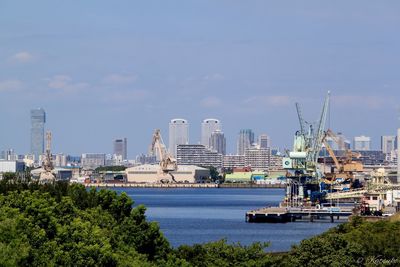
[0,175,400,266]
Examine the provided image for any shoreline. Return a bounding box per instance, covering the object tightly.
[83,182,286,189]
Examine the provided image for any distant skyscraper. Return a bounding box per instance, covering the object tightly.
[258,134,270,149]
[381,135,396,154]
[353,135,371,151]
[397,129,400,183]
[30,108,46,161]
[210,130,226,155]
[201,119,221,148]
[169,119,189,157]
[237,129,254,155]
[113,138,127,160]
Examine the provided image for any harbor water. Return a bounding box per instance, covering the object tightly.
[112,187,342,251]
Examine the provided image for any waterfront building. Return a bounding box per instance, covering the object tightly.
[176,144,222,169]
[30,108,46,161]
[168,119,189,157]
[81,153,106,169]
[237,129,255,155]
[125,164,210,183]
[223,155,245,169]
[0,160,25,173]
[201,118,221,148]
[244,147,270,171]
[258,134,270,149]
[113,138,127,160]
[209,130,226,155]
[381,135,396,154]
[353,135,371,151]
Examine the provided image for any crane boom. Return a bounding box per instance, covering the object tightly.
[295,102,306,136]
[150,129,178,174]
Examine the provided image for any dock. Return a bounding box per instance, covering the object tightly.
[246,206,354,223]
[83,183,285,189]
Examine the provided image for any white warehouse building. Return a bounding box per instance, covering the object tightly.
[125,164,210,183]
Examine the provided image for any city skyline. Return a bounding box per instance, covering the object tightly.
[1,1,399,156]
[1,109,399,158]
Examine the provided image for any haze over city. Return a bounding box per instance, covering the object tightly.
[1,1,399,157]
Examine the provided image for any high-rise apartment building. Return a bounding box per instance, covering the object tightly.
[81,153,106,169]
[244,147,270,171]
[168,119,189,157]
[258,134,270,149]
[30,108,46,161]
[353,135,371,151]
[176,144,222,169]
[113,138,128,160]
[201,119,221,148]
[237,129,254,155]
[210,130,226,155]
[223,155,245,169]
[381,135,396,154]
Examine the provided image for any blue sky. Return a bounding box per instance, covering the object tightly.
[0,1,399,157]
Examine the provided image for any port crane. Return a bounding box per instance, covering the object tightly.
[39,131,55,183]
[321,129,363,184]
[283,92,330,205]
[149,129,178,183]
[323,129,364,179]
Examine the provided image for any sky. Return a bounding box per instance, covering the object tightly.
[1,1,400,157]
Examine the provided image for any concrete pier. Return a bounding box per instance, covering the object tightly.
[246,206,354,223]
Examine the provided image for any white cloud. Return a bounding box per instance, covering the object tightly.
[11,51,35,63]
[332,95,393,110]
[103,73,138,84]
[244,95,292,107]
[104,90,149,103]
[200,96,221,108]
[0,80,23,92]
[45,75,89,93]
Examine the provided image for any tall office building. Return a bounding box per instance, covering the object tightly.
[237,129,255,155]
[353,135,371,151]
[30,108,46,161]
[381,135,396,154]
[210,130,226,155]
[201,118,221,148]
[113,138,127,160]
[168,119,189,157]
[258,134,270,149]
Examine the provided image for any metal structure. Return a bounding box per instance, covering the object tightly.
[149,129,178,182]
[283,92,330,205]
[321,129,363,185]
[39,131,55,183]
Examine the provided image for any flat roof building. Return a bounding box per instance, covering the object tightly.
[177,144,222,169]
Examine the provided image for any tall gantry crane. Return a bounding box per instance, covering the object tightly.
[283,92,330,206]
[149,129,178,182]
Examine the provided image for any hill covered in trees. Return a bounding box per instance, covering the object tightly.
[0,175,399,266]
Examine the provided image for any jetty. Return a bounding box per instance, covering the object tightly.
[246,206,354,223]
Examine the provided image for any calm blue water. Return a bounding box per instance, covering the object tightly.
[112,188,342,251]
